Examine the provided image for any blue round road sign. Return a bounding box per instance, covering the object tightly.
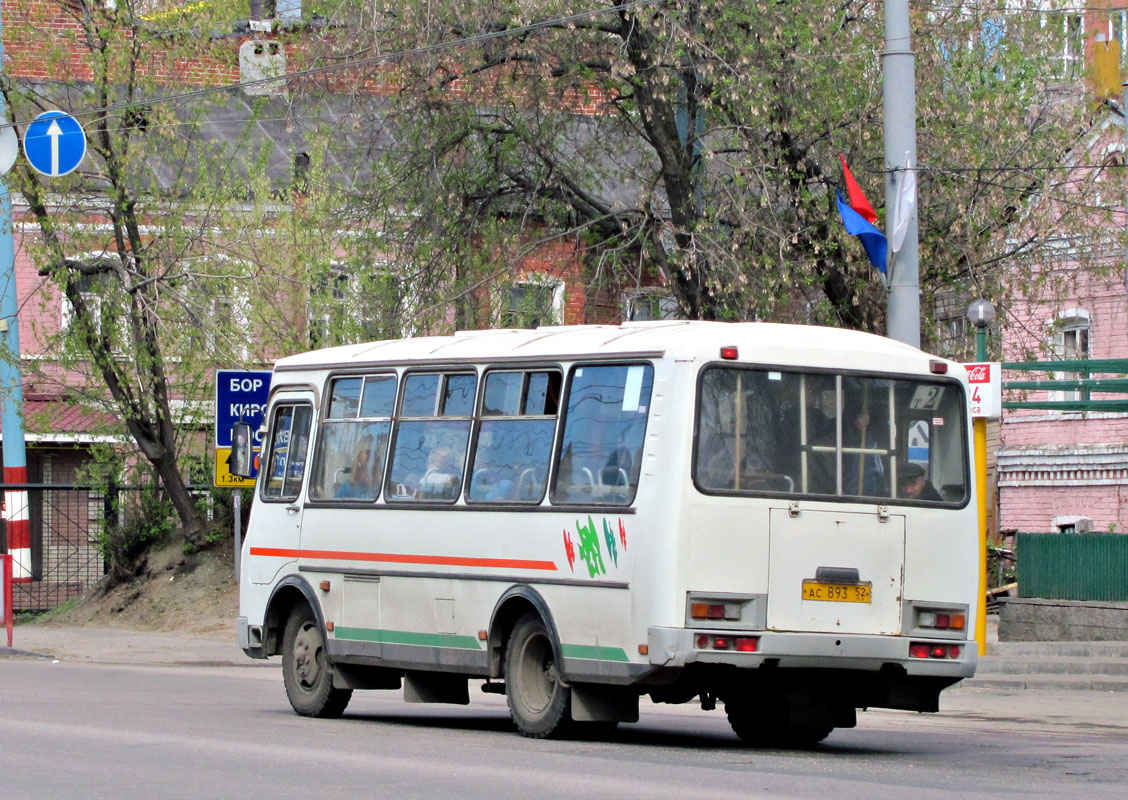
[23,110,87,177]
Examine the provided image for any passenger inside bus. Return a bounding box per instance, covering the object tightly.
[335,435,378,499]
[413,445,462,500]
[898,462,942,501]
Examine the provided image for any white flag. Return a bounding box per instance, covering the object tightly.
[890,152,917,254]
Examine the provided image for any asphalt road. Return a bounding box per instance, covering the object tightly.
[1,655,1127,799]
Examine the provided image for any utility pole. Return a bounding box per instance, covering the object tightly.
[0,5,30,584]
[883,0,920,348]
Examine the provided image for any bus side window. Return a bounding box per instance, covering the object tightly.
[386,372,477,502]
[310,375,395,502]
[553,364,653,506]
[468,370,559,504]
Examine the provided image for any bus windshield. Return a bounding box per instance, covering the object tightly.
[695,367,968,504]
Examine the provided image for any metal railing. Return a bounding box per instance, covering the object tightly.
[1003,358,1128,413]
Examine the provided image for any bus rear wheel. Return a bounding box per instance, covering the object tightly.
[505,612,571,738]
[282,604,352,718]
[725,701,832,748]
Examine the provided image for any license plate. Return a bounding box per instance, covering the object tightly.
[801,580,872,603]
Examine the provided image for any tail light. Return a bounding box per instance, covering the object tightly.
[695,633,759,652]
[909,642,962,659]
[690,602,741,621]
[917,611,967,631]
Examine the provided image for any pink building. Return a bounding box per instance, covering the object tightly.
[998,98,1128,534]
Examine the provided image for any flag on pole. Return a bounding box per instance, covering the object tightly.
[839,153,877,224]
[889,151,917,254]
[836,191,888,275]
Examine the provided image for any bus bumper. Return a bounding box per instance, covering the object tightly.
[236,616,268,659]
[647,627,977,679]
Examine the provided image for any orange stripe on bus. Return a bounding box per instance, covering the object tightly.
[249,547,558,571]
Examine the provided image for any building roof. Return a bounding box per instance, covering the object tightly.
[0,395,122,443]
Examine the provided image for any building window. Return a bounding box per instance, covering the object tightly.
[1114,11,1128,62]
[503,281,562,329]
[1065,13,1085,78]
[59,256,124,355]
[1049,309,1090,404]
[308,262,411,347]
[183,275,251,359]
[625,290,683,321]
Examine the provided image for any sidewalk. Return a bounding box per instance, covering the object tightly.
[5,618,1127,693]
[0,624,255,667]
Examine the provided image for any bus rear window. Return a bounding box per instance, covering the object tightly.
[694,367,968,504]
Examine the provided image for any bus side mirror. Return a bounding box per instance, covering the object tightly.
[231,422,254,478]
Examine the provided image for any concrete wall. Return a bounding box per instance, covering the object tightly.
[999,597,1128,641]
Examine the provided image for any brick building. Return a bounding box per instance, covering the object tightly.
[996,2,1128,535]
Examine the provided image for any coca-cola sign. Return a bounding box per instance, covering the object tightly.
[966,364,990,383]
[964,362,1001,418]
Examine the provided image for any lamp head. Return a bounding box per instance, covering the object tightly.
[966,298,996,329]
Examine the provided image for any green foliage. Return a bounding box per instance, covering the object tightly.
[291,0,1114,348]
[99,488,177,583]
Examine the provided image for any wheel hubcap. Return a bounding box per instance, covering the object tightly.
[517,633,556,715]
[293,621,323,690]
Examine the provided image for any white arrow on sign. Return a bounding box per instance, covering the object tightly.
[47,120,62,176]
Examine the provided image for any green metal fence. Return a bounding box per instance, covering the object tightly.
[1003,358,1128,412]
[1018,533,1128,601]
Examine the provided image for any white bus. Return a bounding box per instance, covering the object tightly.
[235,322,978,744]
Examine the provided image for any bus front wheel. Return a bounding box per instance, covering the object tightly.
[282,605,352,718]
[505,612,571,738]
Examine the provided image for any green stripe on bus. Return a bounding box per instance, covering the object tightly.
[333,627,483,650]
[560,643,631,662]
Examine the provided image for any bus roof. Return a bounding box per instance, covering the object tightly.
[274,322,952,376]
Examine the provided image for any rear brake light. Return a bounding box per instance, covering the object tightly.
[909,641,962,659]
[694,633,759,652]
[720,346,739,360]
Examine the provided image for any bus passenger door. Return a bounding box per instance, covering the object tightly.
[766,508,904,635]
[246,393,315,585]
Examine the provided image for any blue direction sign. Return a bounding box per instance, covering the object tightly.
[215,369,272,448]
[23,110,87,177]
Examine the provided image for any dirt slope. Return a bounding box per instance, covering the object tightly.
[31,538,238,636]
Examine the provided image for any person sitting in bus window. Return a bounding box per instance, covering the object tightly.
[898,462,941,501]
[416,445,461,500]
[336,436,377,499]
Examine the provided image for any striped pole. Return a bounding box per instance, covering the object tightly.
[4,470,29,583]
[2,553,11,646]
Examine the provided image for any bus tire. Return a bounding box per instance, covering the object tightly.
[282,604,352,718]
[505,612,571,738]
[725,701,831,748]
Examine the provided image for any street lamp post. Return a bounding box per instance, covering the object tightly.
[966,299,996,656]
[967,298,995,362]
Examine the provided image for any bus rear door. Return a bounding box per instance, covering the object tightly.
[765,508,904,635]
